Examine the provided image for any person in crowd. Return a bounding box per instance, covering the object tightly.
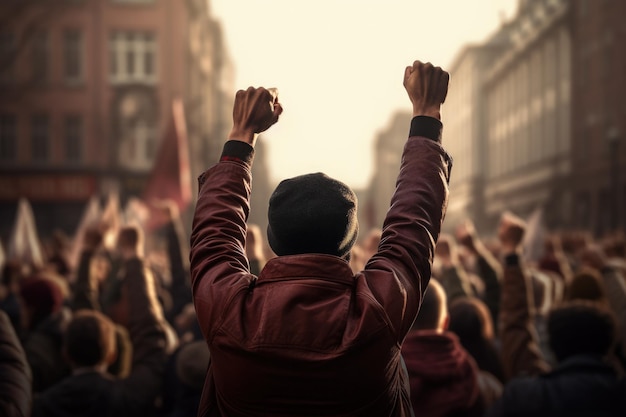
[433,234,475,302]
[19,275,71,392]
[486,212,625,416]
[151,199,193,325]
[577,244,626,365]
[402,279,501,417]
[0,310,31,417]
[33,225,170,417]
[448,296,506,383]
[160,340,212,417]
[537,234,573,283]
[45,230,72,279]
[189,60,451,416]
[455,219,502,327]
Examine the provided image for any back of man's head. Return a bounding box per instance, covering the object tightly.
[64,310,116,369]
[412,279,448,331]
[116,225,143,252]
[267,172,358,259]
[547,300,616,362]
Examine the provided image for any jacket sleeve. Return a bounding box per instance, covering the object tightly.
[0,311,32,417]
[364,116,452,341]
[117,258,169,414]
[499,254,551,380]
[189,141,255,341]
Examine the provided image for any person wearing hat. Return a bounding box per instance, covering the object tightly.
[190,60,452,416]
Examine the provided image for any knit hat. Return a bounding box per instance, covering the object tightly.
[267,172,358,258]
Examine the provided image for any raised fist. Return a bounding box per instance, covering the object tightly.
[229,87,283,145]
[403,60,449,119]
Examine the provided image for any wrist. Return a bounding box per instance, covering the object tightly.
[228,128,257,146]
[412,107,441,120]
[500,242,521,254]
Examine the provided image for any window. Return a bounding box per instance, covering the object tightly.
[110,31,157,84]
[31,114,50,162]
[65,115,83,162]
[31,32,49,84]
[0,114,17,161]
[0,32,16,84]
[64,30,83,83]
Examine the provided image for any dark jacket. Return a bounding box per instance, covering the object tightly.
[23,308,71,392]
[486,355,624,417]
[190,117,451,417]
[33,258,169,417]
[487,255,625,416]
[401,330,487,417]
[0,311,31,417]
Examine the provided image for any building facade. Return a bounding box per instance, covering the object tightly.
[442,39,509,232]
[570,0,626,235]
[483,0,572,230]
[0,0,233,239]
[364,111,412,232]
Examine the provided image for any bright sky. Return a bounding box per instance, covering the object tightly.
[211,0,517,189]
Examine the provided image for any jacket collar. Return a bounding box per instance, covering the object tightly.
[258,253,355,286]
[549,354,619,377]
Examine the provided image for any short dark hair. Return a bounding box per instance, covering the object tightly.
[566,268,607,303]
[64,310,116,368]
[412,280,447,331]
[547,300,617,362]
[117,225,143,251]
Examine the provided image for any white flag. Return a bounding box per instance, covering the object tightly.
[7,198,44,268]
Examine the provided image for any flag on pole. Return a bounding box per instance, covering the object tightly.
[523,207,546,264]
[142,98,192,230]
[7,198,44,268]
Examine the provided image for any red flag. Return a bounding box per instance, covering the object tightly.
[143,99,192,230]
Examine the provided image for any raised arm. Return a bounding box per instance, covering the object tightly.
[435,234,474,302]
[190,87,282,338]
[456,219,503,328]
[365,61,452,339]
[114,227,170,414]
[72,228,105,311]
[497,212,551,380]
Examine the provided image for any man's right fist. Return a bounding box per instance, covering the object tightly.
[229,87,283,146]
[403,60,449,120]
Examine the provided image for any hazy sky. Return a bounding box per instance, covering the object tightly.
[211,0,517,189]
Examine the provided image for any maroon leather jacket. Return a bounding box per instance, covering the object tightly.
[190,117,451,417]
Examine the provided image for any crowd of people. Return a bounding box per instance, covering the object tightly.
[1,60,625,416]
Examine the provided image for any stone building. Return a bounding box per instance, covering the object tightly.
[0,0,234,238]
